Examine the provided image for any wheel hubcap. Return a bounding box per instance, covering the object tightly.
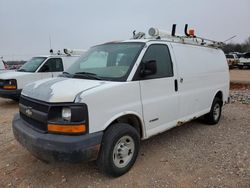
[113,136,135,168]
[213,103,220,121]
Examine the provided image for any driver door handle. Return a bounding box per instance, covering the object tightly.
[174,79,178,92]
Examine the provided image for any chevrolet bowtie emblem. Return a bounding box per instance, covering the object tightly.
[25,107,33,117]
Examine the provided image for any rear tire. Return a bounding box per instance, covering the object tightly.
[97,123,140,177]
[204,97,222,125]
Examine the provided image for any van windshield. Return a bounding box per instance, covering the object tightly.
[17,57,46,72]
[65,42,145,81]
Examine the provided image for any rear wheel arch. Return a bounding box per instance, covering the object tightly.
[214,91,223,105]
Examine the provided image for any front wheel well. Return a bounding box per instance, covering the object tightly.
[108,114,143,138]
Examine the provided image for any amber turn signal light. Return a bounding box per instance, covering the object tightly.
[3,85,17,90]
[48,124,86,134]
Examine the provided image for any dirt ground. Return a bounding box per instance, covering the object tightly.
[0,70,250,188]
[230,69,250,84]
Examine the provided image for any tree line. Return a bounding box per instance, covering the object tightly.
[222,36,250,54]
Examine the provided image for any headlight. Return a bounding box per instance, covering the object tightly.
[48,104,88,135]
[1,79,17,90]
[62,107,71,121]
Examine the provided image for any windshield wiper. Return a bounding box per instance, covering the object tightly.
[17,68,27,72]
[74,72,103,80]
[59,71,73,78]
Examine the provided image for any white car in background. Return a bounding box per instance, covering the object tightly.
[225,54,239,69]
[238,52,250,69]
[0,54,80,100]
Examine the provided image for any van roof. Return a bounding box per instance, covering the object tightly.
[122,26,224,49]
[120,39,223,50]
[35,54,81,58]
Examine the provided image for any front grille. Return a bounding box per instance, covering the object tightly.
[19,95,49,113]
[19,95,50,132]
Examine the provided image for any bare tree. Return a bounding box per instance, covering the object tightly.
[222,36,250,53]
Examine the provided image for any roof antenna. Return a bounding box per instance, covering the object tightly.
[49,35,53,54]
[171,24,176,36]
[223,35,237,43]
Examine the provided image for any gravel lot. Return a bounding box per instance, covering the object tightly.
[0,93,249,187]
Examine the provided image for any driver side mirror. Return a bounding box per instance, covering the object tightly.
[140,60,157,77]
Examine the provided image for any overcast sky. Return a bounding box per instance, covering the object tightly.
[0,0,250,60]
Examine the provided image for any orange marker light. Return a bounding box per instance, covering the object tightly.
[3,85,17,90]
[48,124,86,134]
[188,29,195,36]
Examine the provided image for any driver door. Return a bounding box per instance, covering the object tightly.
[137,44,179,137]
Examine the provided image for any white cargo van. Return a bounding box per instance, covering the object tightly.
[13,26,229,177]
[0,54,80,100]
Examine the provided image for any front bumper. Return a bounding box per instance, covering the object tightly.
[12,114,103,163]
[0,89,21,99]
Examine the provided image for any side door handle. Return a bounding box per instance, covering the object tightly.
[174,79,178,92]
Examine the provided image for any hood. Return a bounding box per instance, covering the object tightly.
[0,70,15,73]
[0,71,32,79]
[22,77,107,103]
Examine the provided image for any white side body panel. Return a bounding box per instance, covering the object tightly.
[170,43,229,122]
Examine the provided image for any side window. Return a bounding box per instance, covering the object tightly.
[39,58,63,72]
[141,44,173,79]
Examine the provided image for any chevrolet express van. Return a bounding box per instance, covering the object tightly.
[13,28,229,176]
[0,54,79,100]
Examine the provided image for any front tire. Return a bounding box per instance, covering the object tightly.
[97,123,140,177]
[204,97,222,125]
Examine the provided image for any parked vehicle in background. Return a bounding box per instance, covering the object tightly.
[238,52,250,69]
[12,25,230,177]
[0,58,7,72]
[0,51,81,100]
[225,54,239,69]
